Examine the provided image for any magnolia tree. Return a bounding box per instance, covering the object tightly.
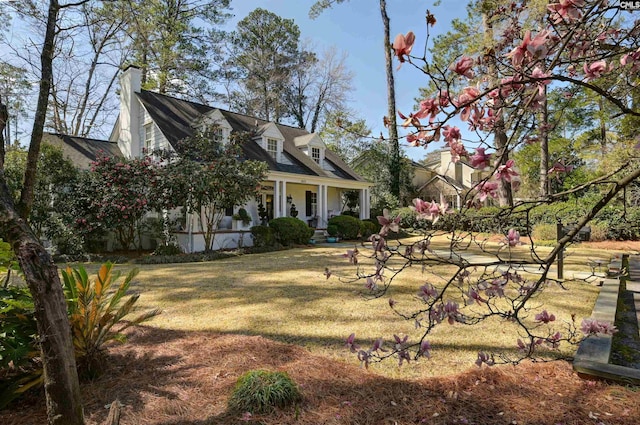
[339,1,639,367]
[170,127,268,252]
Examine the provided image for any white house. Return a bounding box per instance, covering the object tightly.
[47,65,372,252]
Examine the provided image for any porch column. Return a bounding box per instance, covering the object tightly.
[359,189,366,219]
[319,184,328,228]
[274,179,281,217]
[280,180,288,217]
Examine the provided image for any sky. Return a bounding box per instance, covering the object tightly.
[223,0,468,161]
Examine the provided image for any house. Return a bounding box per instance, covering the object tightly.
[47,65,372,252]
[414,150,491,209]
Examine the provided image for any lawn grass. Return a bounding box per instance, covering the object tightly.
[95,237,605,380]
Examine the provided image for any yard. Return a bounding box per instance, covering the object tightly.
[3,238,640,424]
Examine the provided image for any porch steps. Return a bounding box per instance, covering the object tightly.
[311,229,326,244]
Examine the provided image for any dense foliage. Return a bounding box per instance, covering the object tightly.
[268,217,314,246]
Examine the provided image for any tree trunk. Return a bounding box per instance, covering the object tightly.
[0,177,84,425]
[18,0,59,220]
[482,9,512,207]
[380,0,401,199]
[2,2,85,423]
[540,86,550,198]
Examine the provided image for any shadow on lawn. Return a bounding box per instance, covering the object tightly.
[5,325,639,425]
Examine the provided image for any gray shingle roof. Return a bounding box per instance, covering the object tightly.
[44,133,123,169]
[136,90,366,182]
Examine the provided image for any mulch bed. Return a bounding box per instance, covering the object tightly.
[3,326,639,424]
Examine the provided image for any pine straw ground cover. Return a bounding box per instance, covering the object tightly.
[2,239,640,424]
[3,327,639,425]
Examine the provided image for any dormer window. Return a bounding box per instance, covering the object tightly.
[311,147,321,164]
[267,138,278,158]
[213,127,224,143]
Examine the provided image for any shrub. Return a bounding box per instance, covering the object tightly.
[233,208,252,224]
[589,222,608,242]
[228,370,302,414]
[360,219,380,238]
[250,225,277,248]
[328,215,362,240]
[392,207,422,230]
[0,286,42,409]
[268,218,313,246]
[62,263,161,378]
[531,223,557,241]
[152,242,183,256]
[326,224,339,237]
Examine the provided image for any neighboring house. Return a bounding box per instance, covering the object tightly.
[415,150,490,208]
[47,65,372,252]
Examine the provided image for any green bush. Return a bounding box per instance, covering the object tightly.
[62,263,161,378]
[0,286,42,409]
[360,219,380,238]
[531,223,557,241]
[228,370,302,414]
[268,217,313,246]
[152,242,183,256]
[328,215,362,240]
[250,225,276,248]
[326,224,339,237]
[135,251,236,264]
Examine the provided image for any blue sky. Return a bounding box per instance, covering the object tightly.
[224,0,467,161]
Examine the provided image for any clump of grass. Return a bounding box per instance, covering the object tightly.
[228,370,302,413]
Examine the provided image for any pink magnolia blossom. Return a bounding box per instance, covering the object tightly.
[442,125,461,143]
[505,228,521,247]
[398,110,421,128]
[447,139,469,163]
[419,340,431,358]
[475,351,494,367]
[583,60,608,81]
[346,333,359,353]
[535,310,556,323]
[549,162,574,174]
[467,287,486,305]
[449,56,475,78]
[469,147,491,169]
[416,98,440,123]
[496,159,519,182]
[377,209,401,236]
[343,248,359,265]
[417,283,438,302]
[392,31,415,68]
[547,0,585,24]
[506,30,550,67]
[476,181,499,202]
[580,318,617,335]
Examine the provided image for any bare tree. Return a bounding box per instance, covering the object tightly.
[285,46,354,133]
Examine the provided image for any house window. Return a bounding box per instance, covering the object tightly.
[144,122,153,153]
[213,127,224,143]
[311,147,320,164]
[267,138,278,158]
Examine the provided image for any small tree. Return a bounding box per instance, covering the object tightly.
[87,153,157,251]
[172,126,268,252]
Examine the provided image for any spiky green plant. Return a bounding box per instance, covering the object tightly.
[62,262,160,377]
[228,370,302,414]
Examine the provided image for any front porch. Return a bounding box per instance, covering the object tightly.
[176,176,371,253]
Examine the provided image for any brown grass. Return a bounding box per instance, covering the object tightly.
[2,239,639,424]
[3,326,639,425]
